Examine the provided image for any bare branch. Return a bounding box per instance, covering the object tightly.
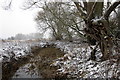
[74,2,87,19]
[83,1,87,10]
[2,0,12,10]
[104,1,120,20]
[23,1,37,10]
[87,2,97,21]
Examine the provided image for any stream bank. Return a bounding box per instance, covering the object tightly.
[1,41,120,79]
[2,43,66,80]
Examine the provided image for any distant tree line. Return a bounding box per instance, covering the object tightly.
[7,33,43,40]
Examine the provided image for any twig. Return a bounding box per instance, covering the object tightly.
[87,2,98,21]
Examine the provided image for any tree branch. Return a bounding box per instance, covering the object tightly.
[87,2,97,21]
[104,1,120,20]
[74,2,87,19]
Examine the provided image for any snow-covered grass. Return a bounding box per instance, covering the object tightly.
[51,41,120,78]
[1,40,50,62]
[1,40,120,78]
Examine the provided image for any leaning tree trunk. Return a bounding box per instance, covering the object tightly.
[100,2,120,60]
[75,1,120,61]
[99,20,113,60]
[85,19,113,60]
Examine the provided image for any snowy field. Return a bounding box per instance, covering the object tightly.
[1,40,120,79]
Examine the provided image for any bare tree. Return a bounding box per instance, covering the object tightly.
[35,2,84,41]
[74,0,120,60]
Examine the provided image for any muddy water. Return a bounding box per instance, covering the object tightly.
[3,47,65,79]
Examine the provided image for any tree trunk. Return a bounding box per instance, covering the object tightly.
[116,6,120,39]
[74,1,120,61]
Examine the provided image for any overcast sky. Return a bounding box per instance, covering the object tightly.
[0,0,40,39]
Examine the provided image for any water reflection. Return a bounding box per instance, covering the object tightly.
[12,63,41,78]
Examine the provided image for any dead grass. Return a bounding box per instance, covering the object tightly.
[31,47,66,78]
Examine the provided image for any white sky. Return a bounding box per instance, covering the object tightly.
[0,0,39,39]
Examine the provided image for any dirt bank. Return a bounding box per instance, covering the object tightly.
[2,44,66,80]
[30,47,66,78]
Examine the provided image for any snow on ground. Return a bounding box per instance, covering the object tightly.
[1,40,120,78]
[1,41,49,62]
[53,41,120,78]
[51,42,120,79]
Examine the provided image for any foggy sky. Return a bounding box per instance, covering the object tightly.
[0,0,39,39]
